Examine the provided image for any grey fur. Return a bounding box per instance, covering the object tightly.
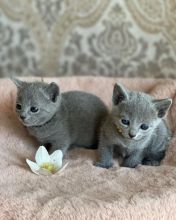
[12,78,108,155]
[95,83,172,168]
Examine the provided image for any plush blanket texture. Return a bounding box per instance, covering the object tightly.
[0,77,176,220]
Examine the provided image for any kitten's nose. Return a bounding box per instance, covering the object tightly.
[20,115,26,120]
[129,133,136,139]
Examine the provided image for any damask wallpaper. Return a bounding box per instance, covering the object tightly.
[0,0,176,78]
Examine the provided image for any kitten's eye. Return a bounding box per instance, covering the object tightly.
[121,119,130,126]
[30,106,38,113]
[16,104,22,110]
[140,124,149,130]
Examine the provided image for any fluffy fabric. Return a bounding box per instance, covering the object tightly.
[0,77,176,220]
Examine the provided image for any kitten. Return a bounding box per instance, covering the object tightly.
[95,83,172,168]
[12,78,108,155]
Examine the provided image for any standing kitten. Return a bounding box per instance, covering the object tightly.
[12,79,108,155]
[95,83,172,168]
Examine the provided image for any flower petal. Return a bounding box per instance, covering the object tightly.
[57,162,69,175]
[50,150,63,168]
[26,159,40,175]
[35,146,50,166]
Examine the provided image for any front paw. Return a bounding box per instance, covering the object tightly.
[142,159,160,166]
[94,161,113,169]
[122,159,141,168]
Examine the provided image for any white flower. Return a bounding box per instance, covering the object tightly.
[26,146,68,175]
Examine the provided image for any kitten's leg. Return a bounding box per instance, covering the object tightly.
[48,139,70,156]
[95,144,114,169]
[44,143,52,152]
[122,150,144,168]
[53,144,70,156]
[142,160,160,166]
[142,150,165,166]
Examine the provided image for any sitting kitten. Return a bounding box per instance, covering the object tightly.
[95,83,172,168]
[12,79,108,155]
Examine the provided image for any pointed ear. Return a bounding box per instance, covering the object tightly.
[153,98,172,118]
[11,78,25,88]
[46,82,60,103]
[112,83,129,105]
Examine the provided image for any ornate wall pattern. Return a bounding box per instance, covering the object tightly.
[0,0,176,77]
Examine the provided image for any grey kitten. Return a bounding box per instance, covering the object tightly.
[95,83,172,169]
[12,79,108,155]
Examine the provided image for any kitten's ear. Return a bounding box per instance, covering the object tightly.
[112,83,129,105]
[11,78,25,89]
[46,82,60,102]
[153,98,172,118]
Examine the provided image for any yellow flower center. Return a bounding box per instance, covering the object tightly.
[41,162,58,174]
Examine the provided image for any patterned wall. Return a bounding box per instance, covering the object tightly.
[0,0,176,78]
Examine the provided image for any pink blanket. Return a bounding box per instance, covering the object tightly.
[0,77,176,220]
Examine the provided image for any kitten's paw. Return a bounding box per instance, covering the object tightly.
[94,162,113,169]
[142,160,160,166]
[122,160,141,168]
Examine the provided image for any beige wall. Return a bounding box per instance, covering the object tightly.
[0,0,176,78]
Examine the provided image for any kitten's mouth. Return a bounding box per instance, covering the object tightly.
[128,136,141,141]
[21,121,32,127]
[119,131,142,141]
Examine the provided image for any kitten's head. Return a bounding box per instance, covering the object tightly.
[112,83,172,141]
[12,78,61,127]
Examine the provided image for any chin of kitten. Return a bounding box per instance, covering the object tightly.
[95,83,172,169]
[12,78,108,156]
